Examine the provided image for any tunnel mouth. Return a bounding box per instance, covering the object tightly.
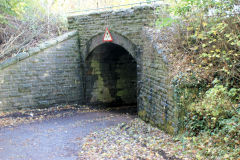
[85,42,137,111]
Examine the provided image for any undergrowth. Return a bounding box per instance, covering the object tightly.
[156,0,240,159]
[0,0,67,62]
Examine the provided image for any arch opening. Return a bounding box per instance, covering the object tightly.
[85,42,137,109]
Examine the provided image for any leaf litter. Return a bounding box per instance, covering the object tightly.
[79,118,195,160]
[0,104,97,128]
[0,105,196,160]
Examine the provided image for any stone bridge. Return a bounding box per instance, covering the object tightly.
[0,4,179,134]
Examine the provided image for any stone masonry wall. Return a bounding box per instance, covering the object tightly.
[0,31,83,112]
[138,28,178,134]
[68,5,165,53]
[67,5,162,106]
[68,5,178,134]
[0,4,179,134]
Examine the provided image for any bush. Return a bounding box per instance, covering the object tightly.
[157,0,240,159]
[189,80,239,119]
[185,81,239,130]
[183,81,240,159]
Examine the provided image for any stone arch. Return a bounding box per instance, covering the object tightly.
[82,31,138,107]
[83,31,138,61]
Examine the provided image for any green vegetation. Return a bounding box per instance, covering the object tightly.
[159,0,240,159]
[1,0,239,159]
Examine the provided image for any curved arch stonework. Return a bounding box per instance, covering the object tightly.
[0,4,179,135]
[83,31,138,61]
[83,33,138,107]
[70,4,178,133]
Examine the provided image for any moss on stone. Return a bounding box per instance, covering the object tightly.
[115,57,136,104]
[90,59,114,103]
[149,119,155,126]
[138,110,147,120]
[165,122,175,135]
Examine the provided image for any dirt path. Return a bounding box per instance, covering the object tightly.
[0,108,135,160]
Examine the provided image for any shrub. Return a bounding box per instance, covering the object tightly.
[157,0,240,158]
[183,81,240,159]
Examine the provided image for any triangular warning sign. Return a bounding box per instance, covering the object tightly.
[103,28,113,42]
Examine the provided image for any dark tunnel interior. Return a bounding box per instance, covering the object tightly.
[85,43,137,110]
